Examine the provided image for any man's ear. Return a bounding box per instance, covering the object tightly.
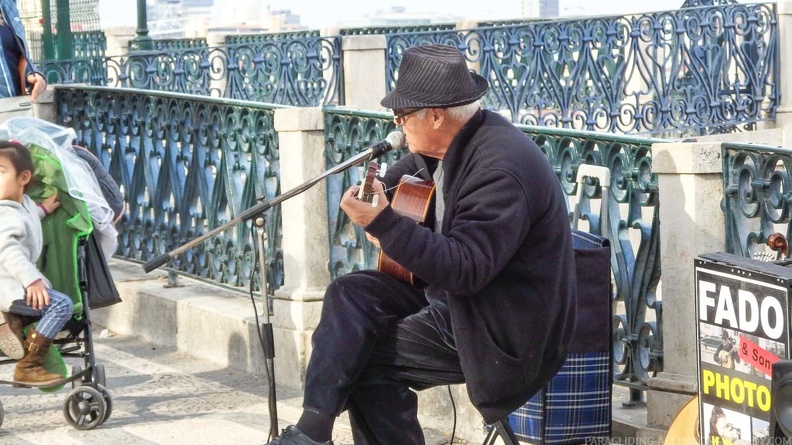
[431,108,445,130]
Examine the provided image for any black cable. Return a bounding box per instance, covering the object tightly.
[448,385,457,444]
[249,223,275,443]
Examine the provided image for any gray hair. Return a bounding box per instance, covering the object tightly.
[444,100,481,122]
[415,100,481,123]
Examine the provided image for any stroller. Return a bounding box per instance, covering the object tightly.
[0,118,123,430]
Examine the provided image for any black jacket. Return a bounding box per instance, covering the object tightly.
[367,110,576,422]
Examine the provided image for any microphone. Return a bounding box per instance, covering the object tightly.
[364,131,406,158]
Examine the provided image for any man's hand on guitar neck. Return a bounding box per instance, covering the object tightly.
[341,177,390,228]
[365,233,381,248]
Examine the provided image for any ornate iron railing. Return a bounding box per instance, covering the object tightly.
[519,124,662,398]
[324,109,401,278]
[72,31,107,60]
[340,24,456,36]
[53,86,285,293]
[324,108,662,394]
[40,58,106,86]
[225,31,321,45]
[41,35,344,107]
[219,36,342,106]
[723,143,792,261]
[386,3,779,136]
[151,38,208,51]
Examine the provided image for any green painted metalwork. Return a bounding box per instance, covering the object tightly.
[225,31,320,46]
[151,38,208,51]
[386,2,779,136]
[222,37,342,105]
[518,124,662,393]
[72,31,107,60]
[41,35,344,106]
[19,0,100,63]
[324,108,662,391]
[683,0,738,6]
[56,0,73,59]
[476,18,544,27]
[40,58,106,85]
[130,0,154,51]
[54,86,285,293]
[324,108,401,276]
[722,143,792,261]
[340,24,455,36]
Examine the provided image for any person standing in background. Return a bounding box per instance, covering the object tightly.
[0,0,45,101]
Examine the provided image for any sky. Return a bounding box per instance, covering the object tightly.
[276,0,685,28]
[100,0,689,30]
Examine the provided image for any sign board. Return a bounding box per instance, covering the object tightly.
[696,252,792,445]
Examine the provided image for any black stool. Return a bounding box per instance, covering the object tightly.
[482,419,519,445]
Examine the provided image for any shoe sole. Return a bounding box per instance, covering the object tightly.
[12,377,66,388]
[0,323,24,360]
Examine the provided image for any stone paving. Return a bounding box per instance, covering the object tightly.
[0,332,455,445]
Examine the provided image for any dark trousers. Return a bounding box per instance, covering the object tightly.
[303,270,465,445]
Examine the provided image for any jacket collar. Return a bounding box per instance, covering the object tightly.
[438,109,486,189]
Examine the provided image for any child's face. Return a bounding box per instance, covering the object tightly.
[0,156,30,202]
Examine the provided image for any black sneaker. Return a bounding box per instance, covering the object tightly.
[265,425,334,445]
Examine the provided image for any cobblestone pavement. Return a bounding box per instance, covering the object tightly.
[0,333,454,445]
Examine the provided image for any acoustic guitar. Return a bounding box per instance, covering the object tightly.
[359,161,436,285]
[717,349,735,369]
[664,395,700,444]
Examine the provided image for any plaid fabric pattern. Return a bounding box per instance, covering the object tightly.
[509,351,612,444]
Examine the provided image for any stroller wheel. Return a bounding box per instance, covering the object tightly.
[63,385,106,430]
[93,364,106,388]
[95,384,112,425]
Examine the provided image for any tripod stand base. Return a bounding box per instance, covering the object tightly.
[483,420,519,445]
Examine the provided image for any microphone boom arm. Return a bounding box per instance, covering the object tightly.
[143,146,381,272]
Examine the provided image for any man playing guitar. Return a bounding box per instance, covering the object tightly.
[267,45,577,445]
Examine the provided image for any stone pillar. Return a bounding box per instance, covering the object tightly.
[103,27,137,88]
[647,142,725,429]
[456,19,479,31]
[320,27,341,106]
[206,32,230,98]
[771,1,792,131]
[271,107,331,388]
[32,88,56,124]
[104,26,137,58]
[341,35,387,110]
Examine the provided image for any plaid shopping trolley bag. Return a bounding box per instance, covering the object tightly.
[509,164,614,444]
[508,229,612,443]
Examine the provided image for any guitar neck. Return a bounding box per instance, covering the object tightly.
[359,161,379,203]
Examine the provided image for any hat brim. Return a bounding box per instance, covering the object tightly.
[380,71,489,110]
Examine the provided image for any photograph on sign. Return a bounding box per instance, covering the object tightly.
[701,402,752,445]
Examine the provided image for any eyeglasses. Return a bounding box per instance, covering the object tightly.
[393,108,423,125]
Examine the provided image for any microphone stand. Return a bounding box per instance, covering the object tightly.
[143,145,386,440]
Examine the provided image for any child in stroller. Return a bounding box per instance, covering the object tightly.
[0,140,73,387]
[0,118,118,430]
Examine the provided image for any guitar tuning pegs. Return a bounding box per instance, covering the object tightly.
[379,162,388,177]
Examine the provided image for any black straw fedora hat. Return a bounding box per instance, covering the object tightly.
[381,44,488,109]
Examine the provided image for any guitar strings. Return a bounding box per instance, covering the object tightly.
[380,168,426,194]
